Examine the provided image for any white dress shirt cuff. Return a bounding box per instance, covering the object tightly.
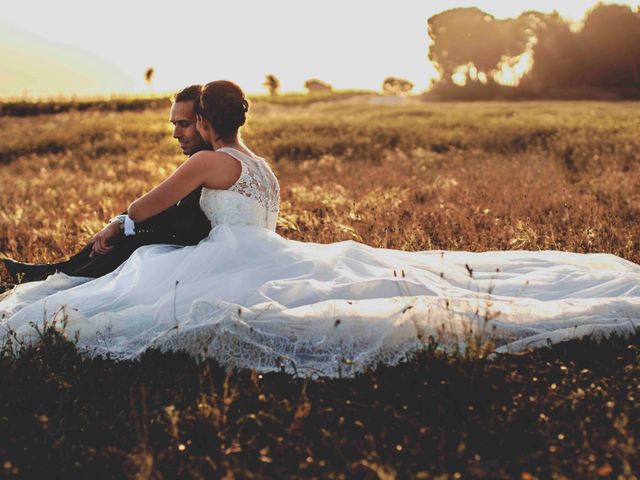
[124,215,136,236]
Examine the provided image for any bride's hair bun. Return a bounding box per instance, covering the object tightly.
[198,81,249,141]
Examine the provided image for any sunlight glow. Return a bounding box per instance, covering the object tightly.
[452,66,470,87]
[0,0,637,98]
[493,41,536,87]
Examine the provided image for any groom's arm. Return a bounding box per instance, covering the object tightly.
[66,186,210,276]
[123,187,211,245]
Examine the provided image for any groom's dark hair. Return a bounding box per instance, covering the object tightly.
[173,84,202,103]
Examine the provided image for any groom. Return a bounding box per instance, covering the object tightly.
[3,85,213,283]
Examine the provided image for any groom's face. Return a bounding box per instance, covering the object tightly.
[170,100,209,155]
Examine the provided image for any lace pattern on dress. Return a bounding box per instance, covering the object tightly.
[199,148,280,230]
[219,147,280,219]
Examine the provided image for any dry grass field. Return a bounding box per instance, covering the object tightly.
[1,96,639,478]
[1,97,639,267]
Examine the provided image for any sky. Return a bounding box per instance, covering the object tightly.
[0,0,638,98]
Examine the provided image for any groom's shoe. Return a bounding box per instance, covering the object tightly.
[2,258,57,283]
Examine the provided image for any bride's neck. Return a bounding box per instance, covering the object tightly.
[212,136,241,151]
[213,136,252,155]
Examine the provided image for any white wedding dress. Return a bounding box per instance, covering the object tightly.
[2,147,640,377]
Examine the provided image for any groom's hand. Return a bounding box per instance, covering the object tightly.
[89,222,122,257]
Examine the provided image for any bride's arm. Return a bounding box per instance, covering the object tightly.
[90,151,240,256]
[127,151,240,222]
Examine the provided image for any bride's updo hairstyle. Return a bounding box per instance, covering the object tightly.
[198,80,249,142]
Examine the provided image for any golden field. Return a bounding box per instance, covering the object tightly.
[1,96,639,272]
[1,96,640,478]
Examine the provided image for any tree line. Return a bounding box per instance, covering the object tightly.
[263,4,639,100]
[427,3,640,99]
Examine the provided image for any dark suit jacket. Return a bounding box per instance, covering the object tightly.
[61,186,211,278]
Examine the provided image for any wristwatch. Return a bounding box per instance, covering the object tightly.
[109,214,136,236]
[109,214,127,229]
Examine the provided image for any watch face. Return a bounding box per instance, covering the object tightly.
[110,215,127,227]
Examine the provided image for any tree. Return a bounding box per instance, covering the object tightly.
[427,8,530,86]
[382,77,414,95]
[518,11,581,90]
[577,4,640,88]
[144,67,155,88]
[304,79,332,94]
[263,74,280,96]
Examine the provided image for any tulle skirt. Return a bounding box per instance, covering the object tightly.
[2,224,639,377]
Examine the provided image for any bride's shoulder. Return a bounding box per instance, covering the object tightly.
[189,149,231,161]
[188,150,242,169]
[186,150,242,189]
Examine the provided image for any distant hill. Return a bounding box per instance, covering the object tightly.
[0,21,135,98]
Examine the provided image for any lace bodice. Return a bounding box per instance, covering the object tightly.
[199,147,280,231]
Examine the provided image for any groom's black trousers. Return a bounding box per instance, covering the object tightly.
[28,187,212,279]
[52,235,163,278]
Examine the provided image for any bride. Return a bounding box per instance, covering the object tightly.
[1,80,640,377]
